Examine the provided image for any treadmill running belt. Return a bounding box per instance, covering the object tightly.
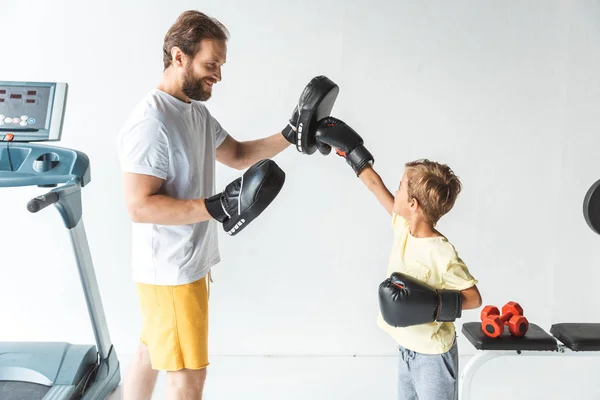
[0,381,50,399]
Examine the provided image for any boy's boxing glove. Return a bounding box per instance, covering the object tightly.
[378,272,463,327]
[314,116,374,176]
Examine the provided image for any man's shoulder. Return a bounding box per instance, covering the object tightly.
[191,99,208,111]
[122,90,172,129]
[117,92,171,148]
[190,101,227,138]
[190,100,214,121]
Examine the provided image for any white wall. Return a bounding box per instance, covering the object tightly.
[2,0,600,394]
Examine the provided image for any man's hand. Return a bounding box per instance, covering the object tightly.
[281,75,339,154]
[281,105,299,146]
[205,159,286,236]
[123,159,286,236]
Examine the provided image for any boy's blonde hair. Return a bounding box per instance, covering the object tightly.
[404,159,462,225]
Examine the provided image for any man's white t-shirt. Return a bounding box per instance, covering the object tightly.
[117,88,228,286]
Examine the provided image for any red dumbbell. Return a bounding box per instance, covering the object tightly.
[480,302,529,338]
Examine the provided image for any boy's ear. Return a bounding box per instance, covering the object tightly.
[409,197,419,211]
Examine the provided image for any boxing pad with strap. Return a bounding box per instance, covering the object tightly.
[205,159,285,236]
[282,75,339,155]
[584,179,600,235]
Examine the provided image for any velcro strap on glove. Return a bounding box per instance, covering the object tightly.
[347,145,374,176]
[436,289,463,322]
[205,194,227,223]
[282,124,294,140]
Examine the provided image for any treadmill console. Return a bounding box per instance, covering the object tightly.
[0,81,68,142]
[0,81,88,188]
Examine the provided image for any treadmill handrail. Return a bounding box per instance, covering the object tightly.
[27,178,81,213]
[25,178,83,229]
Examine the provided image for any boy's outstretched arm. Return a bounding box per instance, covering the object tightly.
[461,285,482,310]
[359,166,395,216]
[313,117,394,216]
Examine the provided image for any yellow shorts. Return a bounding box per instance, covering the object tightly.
[136,276,209,371]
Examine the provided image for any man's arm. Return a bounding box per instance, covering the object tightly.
[215,74,341,169]
[123,172,212,225]
[460,285,482,310]
[359,166,395,216]
[216,133,291,170]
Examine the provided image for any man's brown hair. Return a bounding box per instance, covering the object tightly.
[163,10,229,70]
[404,159,462,225]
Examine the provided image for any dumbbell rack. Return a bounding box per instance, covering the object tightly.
[460,179,600,398]
[459,322,600,400]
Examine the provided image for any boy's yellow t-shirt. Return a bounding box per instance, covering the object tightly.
[377,213,478,354]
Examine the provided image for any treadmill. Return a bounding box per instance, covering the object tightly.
[0,81,120,399]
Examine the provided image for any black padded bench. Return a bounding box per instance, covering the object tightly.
[459,322,600,399]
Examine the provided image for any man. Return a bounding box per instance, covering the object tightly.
[116,10,337,400]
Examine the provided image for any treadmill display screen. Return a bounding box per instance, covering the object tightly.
[0,85,51,131]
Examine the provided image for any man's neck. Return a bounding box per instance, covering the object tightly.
[157,69,190,103]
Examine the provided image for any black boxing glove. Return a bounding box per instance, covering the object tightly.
[205,159,285,236]
[378,272,463,328]
[314,117,374,176]
[282,75,339,154]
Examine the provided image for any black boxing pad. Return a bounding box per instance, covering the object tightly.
[205,159,286,236]
[224,159,285,236]
[583,179,600,235]
[295,76,339,155]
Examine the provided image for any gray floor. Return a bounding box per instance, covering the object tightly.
[107,353,600,399]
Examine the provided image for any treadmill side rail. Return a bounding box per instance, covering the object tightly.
[69,220,113,361]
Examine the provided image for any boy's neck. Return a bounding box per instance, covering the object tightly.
[408,218,440,238]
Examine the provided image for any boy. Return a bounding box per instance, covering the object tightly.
[315,117,482,400]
